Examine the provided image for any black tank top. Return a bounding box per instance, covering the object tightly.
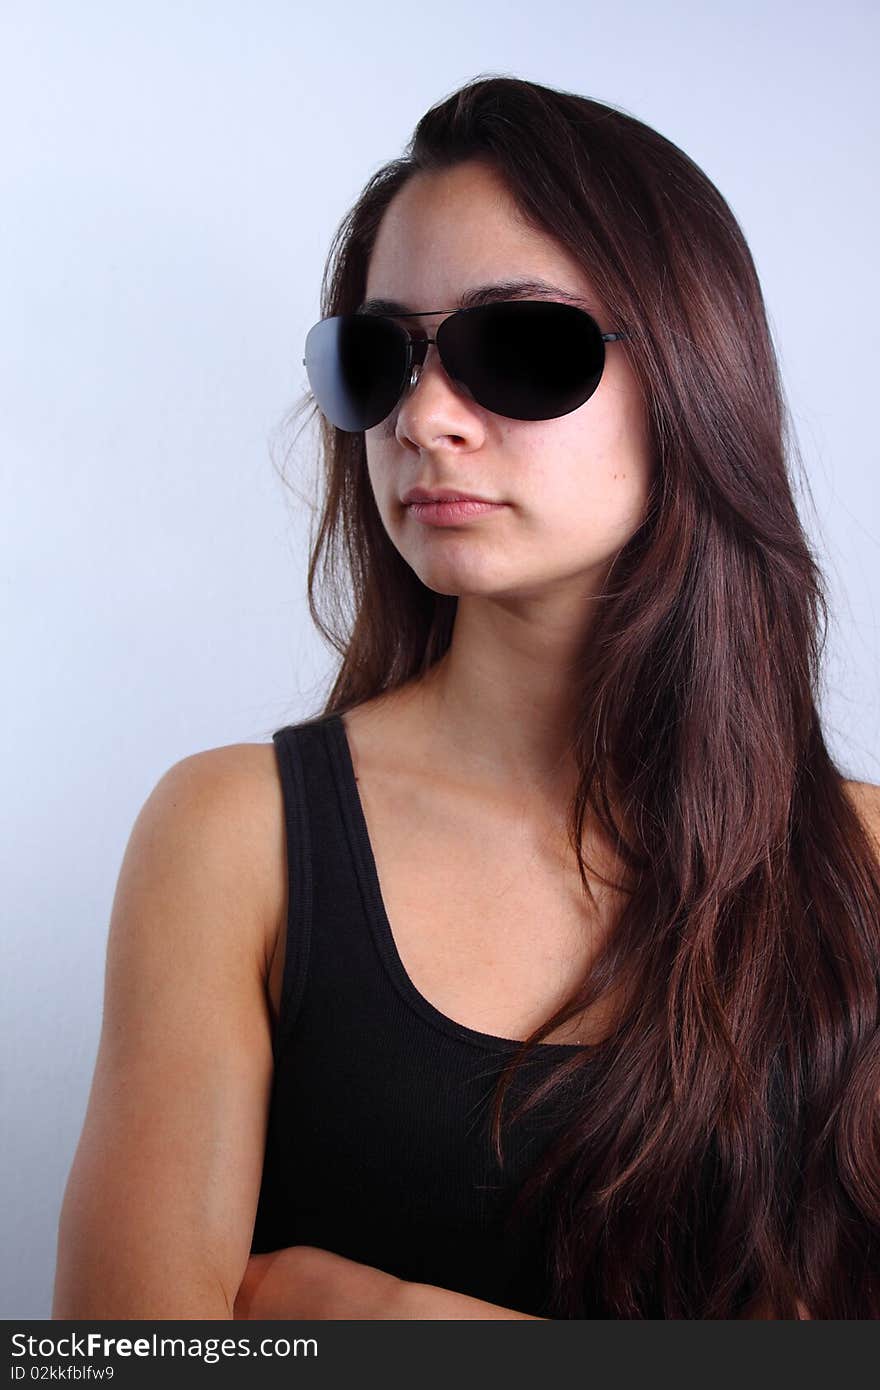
[249,712,592,1318]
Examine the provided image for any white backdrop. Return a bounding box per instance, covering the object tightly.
[2,0,877,1319]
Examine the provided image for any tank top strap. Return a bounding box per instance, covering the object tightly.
[270,711,384,1061]
[270,720,314,1061]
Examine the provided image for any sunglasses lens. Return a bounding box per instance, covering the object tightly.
[439,300,606,421]
[304,314,409,431]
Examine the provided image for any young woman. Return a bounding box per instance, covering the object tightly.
[53,75,880,1321]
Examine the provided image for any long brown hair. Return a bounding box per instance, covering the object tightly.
[275,74,880,1318]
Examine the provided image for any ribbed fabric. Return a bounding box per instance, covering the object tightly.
[249,712,591,1317]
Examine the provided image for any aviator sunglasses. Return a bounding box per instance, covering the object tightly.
[302,299,629,432]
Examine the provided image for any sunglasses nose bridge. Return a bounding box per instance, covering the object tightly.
[404,330,439,395]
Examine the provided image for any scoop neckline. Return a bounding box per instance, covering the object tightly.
[326,710,586,1058]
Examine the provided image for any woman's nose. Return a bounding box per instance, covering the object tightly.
[394,344,483,447]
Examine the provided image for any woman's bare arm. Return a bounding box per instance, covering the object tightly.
[52,747,283,1319]
[234,1247,547,1320]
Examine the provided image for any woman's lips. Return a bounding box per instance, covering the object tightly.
[405,499,507,525]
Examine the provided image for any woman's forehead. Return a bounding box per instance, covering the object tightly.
[365,164,605,315]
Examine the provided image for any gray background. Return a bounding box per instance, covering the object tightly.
[2,0,877,1319]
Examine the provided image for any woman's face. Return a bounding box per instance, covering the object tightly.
[362,159,654,604]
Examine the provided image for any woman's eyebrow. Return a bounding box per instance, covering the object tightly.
[356,278,597,316]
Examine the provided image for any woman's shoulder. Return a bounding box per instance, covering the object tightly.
[170,741,282,838]
[842,778,880,856]
[164,741,287,976]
